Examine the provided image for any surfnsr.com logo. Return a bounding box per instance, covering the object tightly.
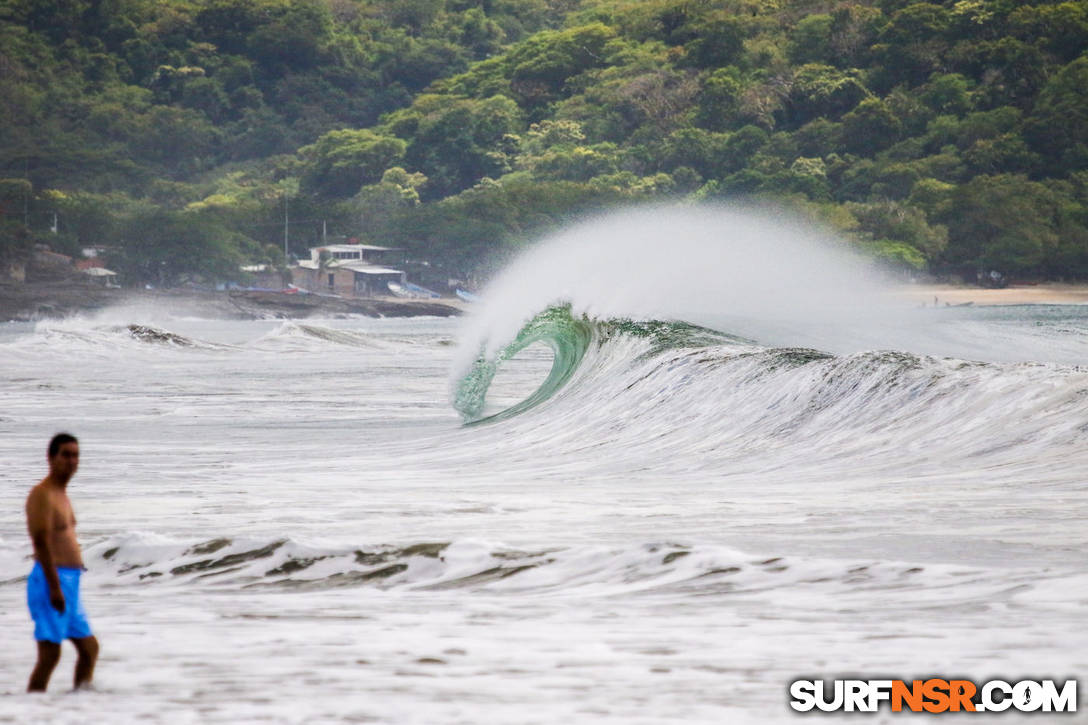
[789,679,1077,713]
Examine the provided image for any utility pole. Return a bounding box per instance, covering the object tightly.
[23,158,29,227]
[283,192,289,266]
[322,219,327,245]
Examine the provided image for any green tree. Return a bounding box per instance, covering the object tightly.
[301,129,408,198]
[1026,56,1088,175]
[0,178,35,264]
[1008,2,1088,64]
[695,67,743,131]
[111,208,247,285]
[247,0,333,73]
[680,12,745,69]
[847,200,947,259]
[872,3,951,87]
[840,98,901,156]
[786,64,870,128]
[938,174,1062,276]
[920,73,973,116]
[351,167,429,238]
[195,0,267,55]
[827,5,884,69]
[533,143,620,182]
[956,38,1046,110]
[788,14,832,65]
[404,95,523,198]
[506,23,616,109]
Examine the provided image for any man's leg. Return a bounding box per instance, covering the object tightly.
[71,636,98,689]
[27,641,61,692]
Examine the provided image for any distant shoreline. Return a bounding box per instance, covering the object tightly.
[0,282,465,322]
[891,283,1088,307]
[5,281,1088,323]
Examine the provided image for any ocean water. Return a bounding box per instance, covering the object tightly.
[1,208,1087,723]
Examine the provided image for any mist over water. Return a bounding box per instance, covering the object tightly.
[456,204,1088,379]
[457,204,882,367]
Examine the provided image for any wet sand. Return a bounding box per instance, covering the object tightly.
[892,283,1088,307]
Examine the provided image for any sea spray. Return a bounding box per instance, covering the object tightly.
[450,203,893,421]
[453,204,885,380]
[452,204,1088,420]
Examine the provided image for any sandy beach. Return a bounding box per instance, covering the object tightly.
[892,282,1088,307]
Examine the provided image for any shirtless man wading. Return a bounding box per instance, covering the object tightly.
[25,433,99,692]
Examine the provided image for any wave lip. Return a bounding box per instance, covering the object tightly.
[453,305,592,423]
[452,304,745,423]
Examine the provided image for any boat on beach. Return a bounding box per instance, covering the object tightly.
[387,281,441,299]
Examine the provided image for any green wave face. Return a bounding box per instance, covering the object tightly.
[453,305,744,424]
[453,305,594,424]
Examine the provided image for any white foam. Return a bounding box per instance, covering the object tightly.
[1,306,1085,722]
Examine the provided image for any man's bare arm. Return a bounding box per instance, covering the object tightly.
[26,489,65,613]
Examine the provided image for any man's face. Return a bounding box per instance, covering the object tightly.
[49,442,79,480]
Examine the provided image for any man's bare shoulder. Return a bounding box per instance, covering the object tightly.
[26,481,55,513]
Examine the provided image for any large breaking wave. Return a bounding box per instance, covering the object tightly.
[450,207,1088,479]
[453,305,1088,475]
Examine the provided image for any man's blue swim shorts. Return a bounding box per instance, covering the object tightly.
[27,561,93,643]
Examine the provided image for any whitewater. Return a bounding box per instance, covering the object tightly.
[1,207,1086,723]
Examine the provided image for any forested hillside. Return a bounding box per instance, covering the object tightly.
[2,0,1087,285]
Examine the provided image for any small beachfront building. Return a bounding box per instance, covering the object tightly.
[292,244,406,297]
[309,244,402,266]
[341,262,406,297]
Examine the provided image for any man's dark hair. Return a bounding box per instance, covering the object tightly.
[48,433,78,458]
